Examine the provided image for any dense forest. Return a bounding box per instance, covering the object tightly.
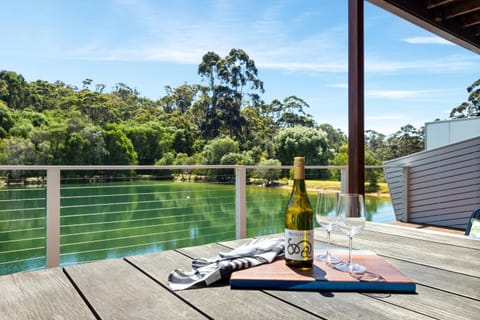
[0,49,478,184]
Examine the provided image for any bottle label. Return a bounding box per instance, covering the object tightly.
[284,229,314,261]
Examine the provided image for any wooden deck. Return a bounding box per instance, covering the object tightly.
[1,222,479,319]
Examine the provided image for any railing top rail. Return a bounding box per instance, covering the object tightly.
[0,164,406,171]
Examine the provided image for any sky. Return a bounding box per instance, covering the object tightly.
[1,0,479,135]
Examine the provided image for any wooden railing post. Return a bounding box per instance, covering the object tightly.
[46,167,61,268]
[402,166,409,222]
[235,166,247,239]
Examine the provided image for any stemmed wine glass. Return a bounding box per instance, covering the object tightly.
[334,193,367,273]
[315,192,342,264]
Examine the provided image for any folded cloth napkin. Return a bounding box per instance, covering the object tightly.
[168,237,284,291]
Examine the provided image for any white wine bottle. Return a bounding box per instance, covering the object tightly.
[284,157,314,269]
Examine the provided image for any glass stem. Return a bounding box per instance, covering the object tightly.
[325,231,331,256]
[348,235,353,264]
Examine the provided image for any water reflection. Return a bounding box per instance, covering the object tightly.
[0,182,394,275]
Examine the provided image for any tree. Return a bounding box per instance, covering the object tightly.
[387,124,424,158]
[253,159,282,186]
[0,137,36,165]
[0,101,14,138]
[240,105,275,154]
[0,136,38,183]
[330,144,348,180]
[122,122,165,165]
[201,136,240,182]
[160,84,198,114]
[63,125,107,165]
[365,130,395,161]
[319,124,347,154]
[273,126,329,178]
[276,96,315,128]
[0,70,33,109]
[450,78,480,118]
[197,49,264,141]
[103,124,138,165]
[202,136,239,165]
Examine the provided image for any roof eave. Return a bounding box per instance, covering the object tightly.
[367,0,480,55]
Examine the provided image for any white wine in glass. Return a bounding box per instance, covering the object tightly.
[334,193,366,273]
[315,192,342,263]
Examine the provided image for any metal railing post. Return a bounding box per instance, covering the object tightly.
[235,166,247,239]
[340,167,348,193]
[46,167,61,268]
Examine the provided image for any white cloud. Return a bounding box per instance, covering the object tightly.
[367,114,407,121]
[328,82,348,88]
[365,55,479,73]
[403,36,454,45]
[366,89,439,99]
[67,1,479,77]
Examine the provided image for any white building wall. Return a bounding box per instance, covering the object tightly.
[425,118,480,150]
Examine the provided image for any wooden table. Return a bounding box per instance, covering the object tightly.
[1,222,479,319]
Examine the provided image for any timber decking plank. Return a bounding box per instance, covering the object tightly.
[64,258,206,320]
[259,290,433,320]
[326,231,480,278]
[222,232,480,319]
[382,284,480,320]
[215,240,432,320]
[126,243,320,320]
[385,257,480,300]
[0,268,95,320]
[364,223,479,249]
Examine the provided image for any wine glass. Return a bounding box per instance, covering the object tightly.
[315,192,342,264]
[334,193,366,273]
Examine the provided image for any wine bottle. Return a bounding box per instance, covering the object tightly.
[284,157,314,269]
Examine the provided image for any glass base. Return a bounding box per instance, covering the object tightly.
[334,262,366,273]
[315,254,342,264]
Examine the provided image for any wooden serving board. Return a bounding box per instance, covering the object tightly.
[230,251,416,293]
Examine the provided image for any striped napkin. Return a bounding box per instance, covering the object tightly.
[168,237,284,291]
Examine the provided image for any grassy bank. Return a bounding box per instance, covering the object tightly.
[282,179,391,198]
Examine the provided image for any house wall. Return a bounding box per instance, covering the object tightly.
[425,118,480,150]
[384,136,480,230]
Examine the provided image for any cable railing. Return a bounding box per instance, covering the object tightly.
[0,183,47,274]
[0,164,402,275]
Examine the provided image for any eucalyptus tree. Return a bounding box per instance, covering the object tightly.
[319,123,347,154]
[450,78,480,118]
[386,124,424,158]
[103,124,138,165]
[160,84,199,114]
[0,70,33,110]
[197,49,264,142]
[0,101,14,138]
[0,136,35,165]
[274,96,315,128]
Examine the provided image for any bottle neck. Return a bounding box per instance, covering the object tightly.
[292,177,307,193]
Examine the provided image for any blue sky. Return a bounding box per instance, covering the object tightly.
[1,0,479,135]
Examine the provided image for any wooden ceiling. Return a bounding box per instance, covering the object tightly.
[367,0,480,54]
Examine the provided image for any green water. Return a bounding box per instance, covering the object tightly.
[0,181,394,275]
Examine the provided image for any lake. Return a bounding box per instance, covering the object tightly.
[0,181,394,275]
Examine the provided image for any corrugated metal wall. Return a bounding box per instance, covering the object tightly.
[384,136,480,230]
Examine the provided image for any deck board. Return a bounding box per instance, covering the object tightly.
[64,258,207,320]
[127,243,320,319]
[384,257,480,300]
[1,223,479,319]
[382,284,480,320]
[0,268,95,320]
[321,228,480,277]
